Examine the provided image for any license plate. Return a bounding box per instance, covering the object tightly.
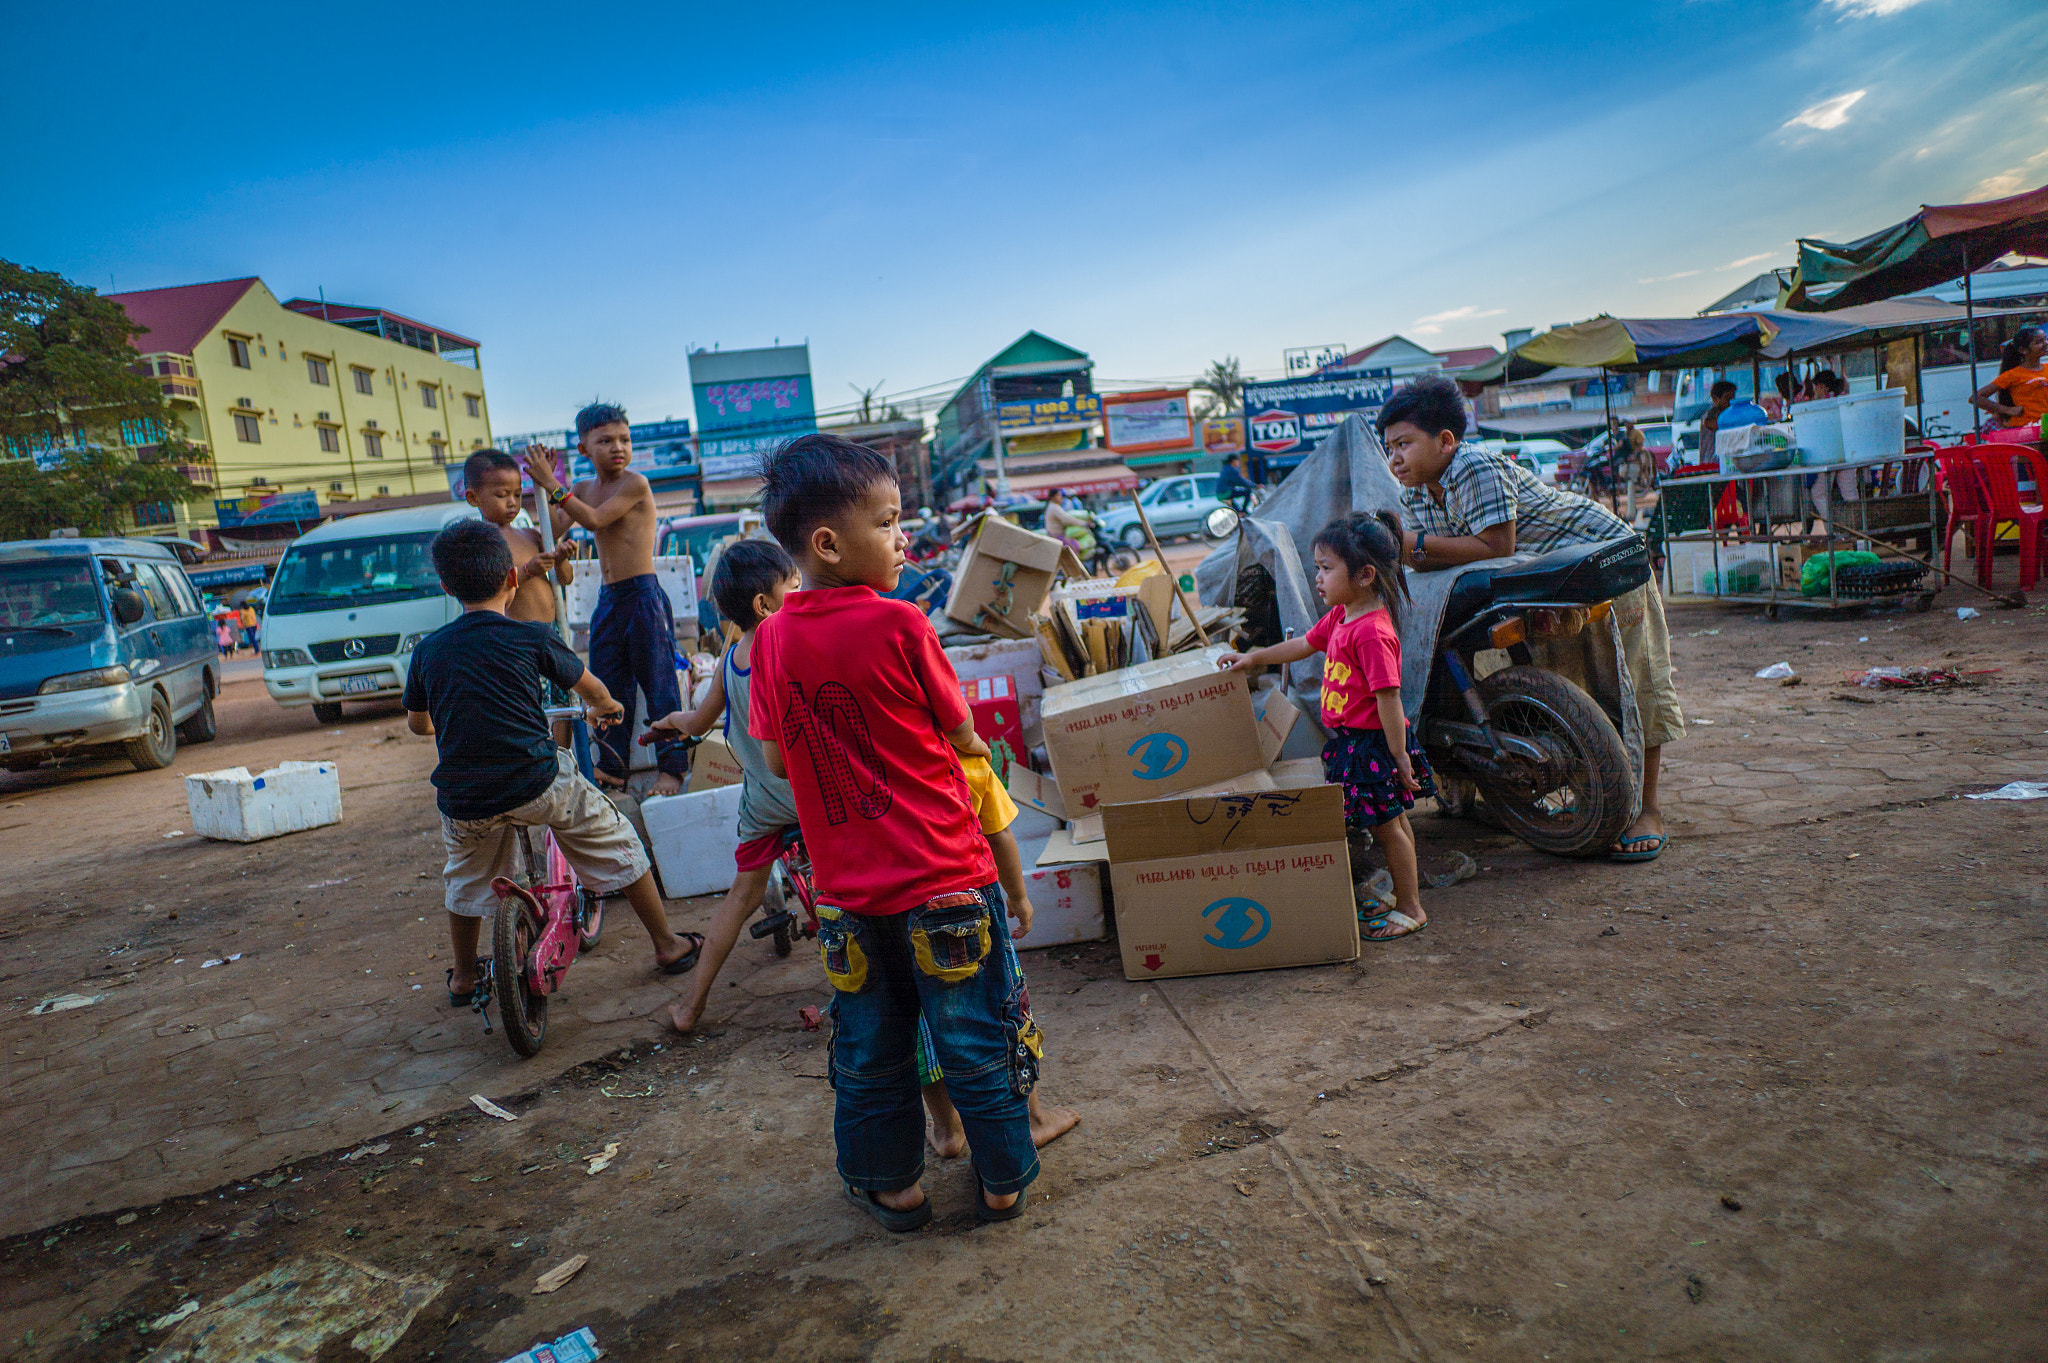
[340,675,384,696]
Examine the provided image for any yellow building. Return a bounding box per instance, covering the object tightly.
[107,277,493,532]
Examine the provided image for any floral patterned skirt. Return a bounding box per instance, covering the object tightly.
[1321,725,1436,829]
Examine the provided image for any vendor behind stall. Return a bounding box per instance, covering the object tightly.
[1970,326,2048,443]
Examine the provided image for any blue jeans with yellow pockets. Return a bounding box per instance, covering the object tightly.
[819,883,1040,1198]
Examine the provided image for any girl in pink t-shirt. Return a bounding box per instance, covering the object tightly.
[1218,511,1434,940]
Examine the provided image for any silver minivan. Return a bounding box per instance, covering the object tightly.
[0,538,220,773]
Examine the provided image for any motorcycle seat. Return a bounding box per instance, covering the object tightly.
[1440,536,1652,627]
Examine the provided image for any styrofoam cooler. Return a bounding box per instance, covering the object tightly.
[1836,388,1906,462]
[1016,861,1106,948]
[186,762,343,842]
[640,784,743,899]
[1794,397,1847,465]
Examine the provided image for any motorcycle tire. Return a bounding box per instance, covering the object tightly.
[1466,665,1634,859]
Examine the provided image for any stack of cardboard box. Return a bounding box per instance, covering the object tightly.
[1006,648,1358,981]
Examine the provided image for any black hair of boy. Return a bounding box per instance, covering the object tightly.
[575,401,628,436]
[712,539,797,629]
[760,433,897,553]
[1375,374,1468,441]
[432,519,514,604]
[463,448,520,494]
[1710,379,1738,400]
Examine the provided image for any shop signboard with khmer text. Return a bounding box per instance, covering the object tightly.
[690,344,818,480]
[1242,371,1394,468]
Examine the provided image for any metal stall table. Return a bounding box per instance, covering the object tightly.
[1655,453,1941,617]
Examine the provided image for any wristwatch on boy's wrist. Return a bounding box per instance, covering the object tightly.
[547,485,570,506]
[1412,532,1428,563]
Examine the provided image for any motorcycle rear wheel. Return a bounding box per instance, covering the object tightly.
[1466,666,1634,858]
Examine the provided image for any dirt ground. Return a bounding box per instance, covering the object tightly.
[3,583,2046,1362]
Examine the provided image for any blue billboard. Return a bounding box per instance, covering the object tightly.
[1242,370,1395,472]
[689,345,817,481]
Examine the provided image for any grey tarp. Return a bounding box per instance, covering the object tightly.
[1193,414,1642,815]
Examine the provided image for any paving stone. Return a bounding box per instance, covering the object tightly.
[214,1011,285,1040]
[1713,770,1800,789]
[372,1049,490,1095]
[50,1112,186,1172]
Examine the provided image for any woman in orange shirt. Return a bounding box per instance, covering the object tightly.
[1970,326,2048,432]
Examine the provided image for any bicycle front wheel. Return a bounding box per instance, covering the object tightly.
[492,888,549,1057]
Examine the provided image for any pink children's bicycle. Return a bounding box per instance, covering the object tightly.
[468,702,610,1058]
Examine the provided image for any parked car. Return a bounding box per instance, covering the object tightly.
[261,503,479,724]
[1478,438,1573,486]
[1095,474,1225,549]
[0,536,221,773]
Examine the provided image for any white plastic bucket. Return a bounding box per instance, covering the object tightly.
[1794,397,1846,465]
[1836,388,1906,463]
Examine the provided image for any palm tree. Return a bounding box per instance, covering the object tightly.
[1193,356,1244,418]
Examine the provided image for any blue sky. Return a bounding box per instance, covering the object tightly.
[5,0,2043,433]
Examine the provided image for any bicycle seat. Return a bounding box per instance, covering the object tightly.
[1442,537,1651,626]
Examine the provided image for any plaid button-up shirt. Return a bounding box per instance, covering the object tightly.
[1399,442,1630,555]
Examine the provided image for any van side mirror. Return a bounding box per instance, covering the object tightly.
[111,589,147,626]
[1205,506,1240,539]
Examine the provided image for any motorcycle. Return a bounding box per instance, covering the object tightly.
[1416,535,1651,857]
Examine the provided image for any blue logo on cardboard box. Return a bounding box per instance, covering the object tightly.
[1202,897,1272,950]
[1127,732,1189,781]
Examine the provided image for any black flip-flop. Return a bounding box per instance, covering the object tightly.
[660,932,706,975]
[445,960,488,1007]
[973,1171,1024,1224]
[844,1183,932,1232]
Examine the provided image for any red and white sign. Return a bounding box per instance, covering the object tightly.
[959,674,1025,779]
[1249,410,1301,454]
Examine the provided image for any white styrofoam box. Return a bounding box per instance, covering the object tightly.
[564,555,698,634]
[1836,388,1906,463]
[186,762,342,842]
[640,783,743,899]
[1015,860,1106,949]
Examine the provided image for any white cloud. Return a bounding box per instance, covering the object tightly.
[1785,90,1866,131]
[1720,252,1776,271]
[1638,269,1703,284]
[1821,0,1929,15]
[1410,304,1505,335]
[1967,172,2025,202]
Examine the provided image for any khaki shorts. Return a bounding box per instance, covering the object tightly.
[439,751,651,918]
[1530,579,1687,750]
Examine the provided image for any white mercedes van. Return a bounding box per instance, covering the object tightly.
[261,503,478,723]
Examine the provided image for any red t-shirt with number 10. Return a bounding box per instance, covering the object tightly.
[748,585,994,916]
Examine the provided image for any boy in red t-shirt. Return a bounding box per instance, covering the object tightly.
[749,434,1039,1231]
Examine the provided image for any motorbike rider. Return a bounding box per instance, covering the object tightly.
[1216,452,1257,515]
[1379,375,1686,865]
[1043,487,1109,575]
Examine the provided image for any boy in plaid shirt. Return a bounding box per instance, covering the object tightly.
[1381,376,1686,863]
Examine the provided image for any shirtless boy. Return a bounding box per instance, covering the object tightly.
[464,449,573,625]
[525,403,689,796]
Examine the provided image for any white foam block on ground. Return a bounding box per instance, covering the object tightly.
[641,784,743,899]
[1016,860,1106,948]
[186,762,342,842]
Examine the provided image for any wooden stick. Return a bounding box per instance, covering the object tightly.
[1130,493,1209,647]
[1809,510,2025,607]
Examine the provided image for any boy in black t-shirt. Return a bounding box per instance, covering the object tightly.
[404,520,703,1005]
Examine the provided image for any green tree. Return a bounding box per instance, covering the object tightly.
[1194,356,1244,418]
[0,259,209,537]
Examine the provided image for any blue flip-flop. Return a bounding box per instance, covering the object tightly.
[1610,833,1668,863]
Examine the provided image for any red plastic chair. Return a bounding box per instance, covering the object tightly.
[1967,447,2045,589]
[1933,450,1997,586]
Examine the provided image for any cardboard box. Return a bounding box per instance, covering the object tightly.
[686,733,745,792]
[1038,650,1299,814]
[1103,783,1357,981]
[640,784,744,899]
[945,517,1085,640]
[1773,539,1856,589]
[960,674,1026,779]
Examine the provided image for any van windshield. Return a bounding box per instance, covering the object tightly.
[268,532,445,616]
[0,559,105,656]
